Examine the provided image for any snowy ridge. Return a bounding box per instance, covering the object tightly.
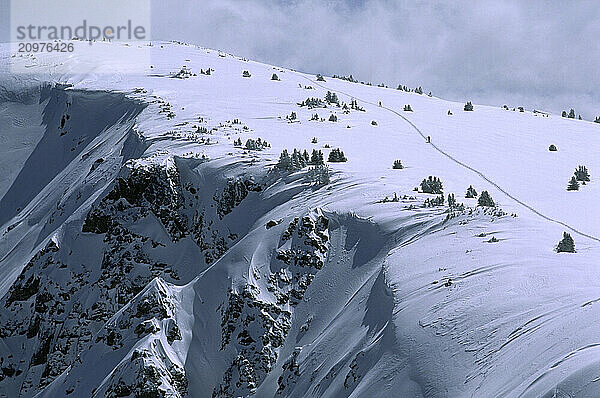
[0,41,599,397]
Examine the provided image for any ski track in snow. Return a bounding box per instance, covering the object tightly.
[296,73,600,245]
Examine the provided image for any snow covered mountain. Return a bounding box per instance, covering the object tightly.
[1,40,600,398]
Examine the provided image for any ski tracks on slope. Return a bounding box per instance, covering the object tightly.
[295,73,600,244]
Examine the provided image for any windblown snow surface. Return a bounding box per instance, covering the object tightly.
[1,41,600,398]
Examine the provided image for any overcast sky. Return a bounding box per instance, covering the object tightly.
[151,0,600,119]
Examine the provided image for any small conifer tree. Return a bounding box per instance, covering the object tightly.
[567,176,580,191]
[574,165,590,182]
[464,101,474,111]
[477,191,495,207]
[465,185,478,198]
[392,160,403,169]
[556,232,575,253]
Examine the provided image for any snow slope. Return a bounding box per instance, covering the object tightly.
[0,40,599,397]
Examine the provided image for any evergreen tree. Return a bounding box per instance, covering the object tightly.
[568,109,576,119]
[310,149,324,165]
[448,193,456,207]
[403,104,413,112]
[311,137,318,144]
[574,165,590,182]
[464,101,474,111]
[556,232,575,253]
[567,176,580,191]
[562,110,567,117]
[595,116,600,124]
[477,191,495,207]
[465,185,478,198]
[392,160,403,169]
[302,149,310,163]
[276,149,292,170]
[316,74,326,82]
[328,114,338,122]
[271,73,280,81]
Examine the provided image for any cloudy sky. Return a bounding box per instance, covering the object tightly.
[152,0,600,119]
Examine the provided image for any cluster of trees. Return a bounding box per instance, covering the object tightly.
[329,114,338,122]
[298,97,326,109]
[348,99,365,111]
[306,165,331,186]
[242,70,251,77]
[396,85,426,95]
[325,91,340,105]
[234,138,270,150]
[328,148,347,162]
[420,176,443,194]
[403,104,413,112]
[333,74,358,83]
[567,165,591,191]
[316,74,326,82]
[275,148,325,172]
[562,109,576,119]
[424,195,444,207]
[464,101,474,111]
[594,117,600,124]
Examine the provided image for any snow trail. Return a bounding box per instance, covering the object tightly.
[297,73,600,244]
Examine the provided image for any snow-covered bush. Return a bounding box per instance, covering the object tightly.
[392,160,403,169]
[403,104,413,112]
[242,70,251,78]
[549,144,558,151]
[316,74,325,82]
